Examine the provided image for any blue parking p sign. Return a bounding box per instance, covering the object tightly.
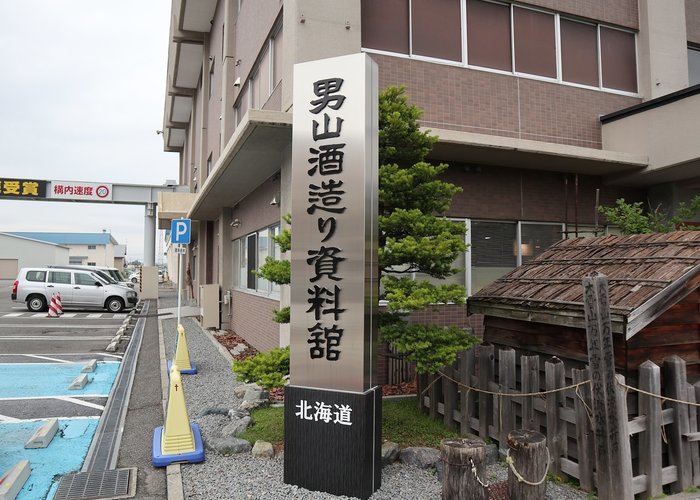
[171,219,191,245]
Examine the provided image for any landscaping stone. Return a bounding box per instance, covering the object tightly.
[206,436,252,455]
[233,383,261,399]
[240,399,269,411]
[202,407,230,416]
[399,447,441,469]
[485,443,499,465]
[243,387,269,402]
[221,416,251,437]
[227,408,249,419]
[381,441,401,466]
[251,440,274,458]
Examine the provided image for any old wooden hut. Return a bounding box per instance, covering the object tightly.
[468,231,700,378]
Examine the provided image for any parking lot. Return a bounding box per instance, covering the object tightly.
[0,278,128,499]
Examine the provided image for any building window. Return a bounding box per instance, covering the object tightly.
[467,0,511,71]
[560,18,599,87]
[272,25,283,90]
[600,27,637,92]
[362,0,638,95]
[235,84,249,125]
[69,257,83,264]
[87,262,96,266]
[513,6,556,78]
[208,59,215,99]
[87,245,96,249]
[689,46,700,87]
[411,0,462,61]
[519,222,564,265]
[361,0,409,55]
[233,223,281,295]
[207,154,212,177]
[470,220,517,294]
[258,44,271,105]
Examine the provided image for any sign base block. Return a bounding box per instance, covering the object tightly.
[284,385,381,499]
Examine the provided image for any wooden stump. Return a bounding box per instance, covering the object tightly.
[440,438,488,500]
[507,429,548,500]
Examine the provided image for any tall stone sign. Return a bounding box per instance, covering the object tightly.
[284,53,380,499]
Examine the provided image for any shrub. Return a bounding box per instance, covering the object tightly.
[232,346,290,389]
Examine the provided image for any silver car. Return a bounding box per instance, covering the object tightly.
[11,267,138,312]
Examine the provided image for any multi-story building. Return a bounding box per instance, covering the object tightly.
[158,0,700,360]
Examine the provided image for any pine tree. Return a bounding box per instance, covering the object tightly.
[257,86,479,374]
[377,86,478,374]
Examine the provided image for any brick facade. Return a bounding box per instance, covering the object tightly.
[230,290,281,352]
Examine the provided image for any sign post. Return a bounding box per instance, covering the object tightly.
[171,218,191,326]
[285,53,380,499]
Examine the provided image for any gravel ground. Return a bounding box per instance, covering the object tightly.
[158,291,587,499]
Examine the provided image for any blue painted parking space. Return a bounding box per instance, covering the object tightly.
[0,361,119,499]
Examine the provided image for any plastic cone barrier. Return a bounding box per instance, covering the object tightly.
[161,365,195,454]
[47,295,59,318]
[55,292,64,315]
[171,324,196,373]
[151,364,204,466]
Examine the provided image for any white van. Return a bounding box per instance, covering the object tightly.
[48,265,134,289]
[11,267,138,312]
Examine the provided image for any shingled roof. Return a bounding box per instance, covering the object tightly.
[468,231,700,339]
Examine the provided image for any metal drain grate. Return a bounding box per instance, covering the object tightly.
[54,468,135,500]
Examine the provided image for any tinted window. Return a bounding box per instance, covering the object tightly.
[48,271,72,284]
[26,270,46,282]
[561,19,599,87]
[412,0,462,61]
[361,0,409,54]
[75,273,99,286]
[467,0,512,71]
[600,27,637,92]
[513,7,556,78]
[689,47,700,86]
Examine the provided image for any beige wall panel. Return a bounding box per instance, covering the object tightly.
[0,259,19,280]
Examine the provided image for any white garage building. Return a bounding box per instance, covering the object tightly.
[0,233,69,279]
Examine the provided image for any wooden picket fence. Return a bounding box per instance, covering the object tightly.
[418,345,700,497]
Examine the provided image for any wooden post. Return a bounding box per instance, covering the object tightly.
[478,344,494,441]
[507,429,548,500]
[545,357,565,477]
[460,348,476,435]
[520,355,540,431]
[638,361,662,498]
[499,348,516,449]
[572,368,594,492]
[443,364,458,430]
[582,272,633,499]
[687,382,700,486]
[441,438,488,500]
[664,355,693,492]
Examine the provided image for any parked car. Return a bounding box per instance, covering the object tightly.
[128,271,139,284]
[11,267,138,312]
[48,265,135,289]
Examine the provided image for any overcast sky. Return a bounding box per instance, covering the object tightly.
[0,1,178,262]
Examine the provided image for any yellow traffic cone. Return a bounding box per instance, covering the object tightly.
[171,324,197,374]
[152,363,204,466]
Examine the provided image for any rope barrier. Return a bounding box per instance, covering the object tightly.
[469,457,491,489]
[505,447,550,486]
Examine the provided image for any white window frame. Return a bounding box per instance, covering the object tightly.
[232,223,281,298]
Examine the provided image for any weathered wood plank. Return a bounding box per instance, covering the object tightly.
[572,368,594,492]
[478,344,494,441]
[688,382,700,485]
[429,373,439,420]
[638,360,663,498]
[545,357,564,477]
[459,348,476,435]
[499,348,516,449]
[443,365,458,430]
[582,273,634,500]
[664,355,693,492]
[520,355,539,431]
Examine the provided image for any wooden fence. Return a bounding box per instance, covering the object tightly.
[418,346,700,497]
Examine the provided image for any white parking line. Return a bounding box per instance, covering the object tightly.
[0,395,108,401]
[53,396,105,411]
[22,354,73,364]
[0,324,117,329]
[113,314,127,319]
[31,313,46,318]
[0,415,100,424]
[2,313,23,317]
[86,314,103,318]
[0,336,113,341]
[0,353,123,359]
[0,414,21,423]
[61,313,77,318]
